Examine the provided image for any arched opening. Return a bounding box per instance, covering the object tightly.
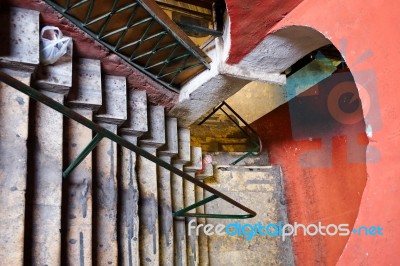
[186,25,374,265]
[243,27,370,265]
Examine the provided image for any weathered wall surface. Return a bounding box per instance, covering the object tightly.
[226,0,400,264]
[225,0,304,64]
[204,165,294,266]
[3,0,178,108]
[252,72,368,265]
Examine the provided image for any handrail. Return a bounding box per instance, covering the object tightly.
[198,101,262,165]
[0,71,256,219]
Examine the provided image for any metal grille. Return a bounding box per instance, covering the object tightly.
[44,0,212,92]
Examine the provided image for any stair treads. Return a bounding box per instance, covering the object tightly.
[64,110,94,265]
[0,72,31,266]
[30,91,64,265]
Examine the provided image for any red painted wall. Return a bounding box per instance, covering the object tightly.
[252,72,368,265]
[225,0,304,64]
[230,0,400,264]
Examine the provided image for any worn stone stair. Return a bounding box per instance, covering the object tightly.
[0,7,40,265]
[93,75,127,265]
[204,165,294,265]
[0,6,293,266]
[0,6,211,266]
[157,117,179,265]
[171,128,191,266]
[190,112,255,153]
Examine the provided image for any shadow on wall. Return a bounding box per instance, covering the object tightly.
[0,6,11,57]
[251,70,368,266]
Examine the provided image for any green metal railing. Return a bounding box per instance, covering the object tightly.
[198,101,262,165]
[0,71,256,219]
[43,0,212,92]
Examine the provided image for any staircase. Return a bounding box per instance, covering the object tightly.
[190,112,255,153]
[0,7,209,265]
[0,6,293,266]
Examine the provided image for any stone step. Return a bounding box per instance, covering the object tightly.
[137,151,160,266]
[195,181,208,266]
[211,165,282,191]
[158,117,179,157]
[64,58,102,265]
[0,8,40,72]
[139,105,166,148]
[171,164,187,266]
[183,172,199,266]
[93,75,127,265]
[191,126,249,139]
[29,90,65,265]
[64,108,95,265]
[118,134,140,266]
[0,69,32,265]
[93,123,119,265]
[204,137,250,144]
[157,155,175,266]
[184,147,203,172]
[196,162,213,180]
[206,152,269,166]
[174,128,191,164]
[183,148,202,266]
[198,143,253,153]
[96,75,127,125]
[34,40,73,95]
[67,58,102,110]
[118,89,148,266]
[157,117,179,266]
[204,165,290,265]
[120,90,148,136]
[171,128,191,266]
[192,136,254,153]
[0,6,288,265]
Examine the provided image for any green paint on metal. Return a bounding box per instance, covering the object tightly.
[173,194,254,219]
[285,51,340,100]
[198,101,262,165]
[230,147,259,166]
[63,133,104,178]
[173,194,218,217]
[43,0,211,92]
